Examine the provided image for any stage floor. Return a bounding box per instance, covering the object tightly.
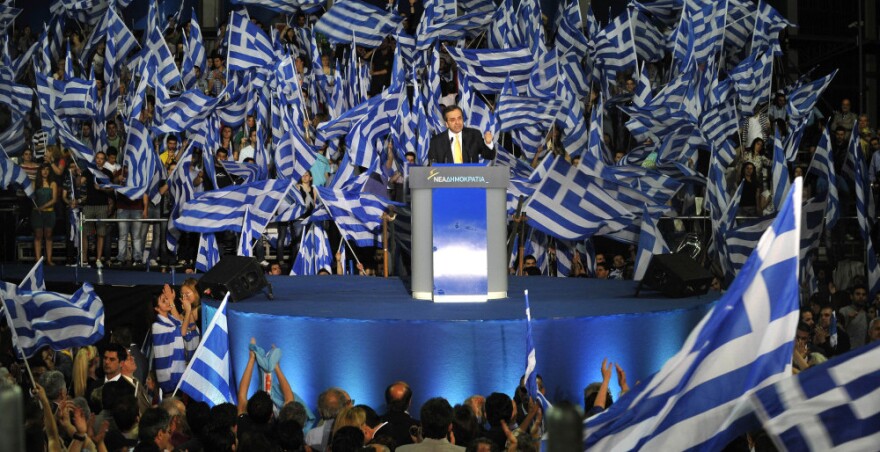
[1,264,719,413]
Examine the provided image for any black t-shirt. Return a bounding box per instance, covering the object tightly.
[85,168,115,206]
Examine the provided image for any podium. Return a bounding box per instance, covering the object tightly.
[409,165,509,302]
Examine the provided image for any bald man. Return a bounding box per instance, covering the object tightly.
[380,381,420,447]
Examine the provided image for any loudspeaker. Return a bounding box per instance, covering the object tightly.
[199,256,268,302]
[639,253,713,298]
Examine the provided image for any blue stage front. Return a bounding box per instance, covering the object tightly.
[203,276,717,413]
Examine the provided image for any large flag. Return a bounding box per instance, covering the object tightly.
[314,0,401,48]
[291,223,333,275]
[227,10,275,71]
[175,295,237,407]
[750,339,880,450]
[1,282,104,358]
[175,179,295,233]
[584,178,804,450]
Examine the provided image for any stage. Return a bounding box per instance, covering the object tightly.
[1,264,719,412]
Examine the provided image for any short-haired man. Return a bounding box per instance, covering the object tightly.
[813,306,850,358]
[397,397,464,451]
[840,285,868,348]
[428,105,495,164]
[103,343,128,383]
[135,407,174,451]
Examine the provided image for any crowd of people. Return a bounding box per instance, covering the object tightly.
[3,0,880,450]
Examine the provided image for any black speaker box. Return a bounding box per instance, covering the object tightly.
[199,256,268,302]
[640,253,713,298]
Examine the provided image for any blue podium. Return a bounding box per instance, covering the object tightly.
[409,165,509,302]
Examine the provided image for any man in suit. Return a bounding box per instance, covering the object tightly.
[428,105,495,164]
[380,381,420,448]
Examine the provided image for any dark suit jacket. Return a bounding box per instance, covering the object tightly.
[428,127,495,164]
[380,410,420,448]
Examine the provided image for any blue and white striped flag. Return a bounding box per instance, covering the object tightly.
[227,10,275,71]
[523,290,538,399]
[771,127,791,211]
[196,233,221,273]
[19,259,46,292]
[1,282,104,358]
[230,0,310,13]
[314,0,401,48]
[445,47,535,94]
[175,294,237,407]
[583,178,803,450]
[237,207,255,257]
[182,8,207,90]
[175,179,295,233]
[555,0,589,57]
[114,119,161,201]
[730,49,773,117]
[0,146,35,196]
[750,339,880,450]
[633,207,669,281]
[0,3,21,32]
[313,187,397,246]
[851,118,880,298]
[152,310,187,394]
[291,223,333,275]
[808,126,839,229]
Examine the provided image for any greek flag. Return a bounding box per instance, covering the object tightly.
[143,3,181,87]
[417,11,492,50]
[771,127,791,210]
[314,187,395,246]
[584,178,803,450]
[152,312,186,394]
[523,156,638,241]
[523,290,538,399]
[752,1,793,56]
[555,0,589,57]
[808,125,840,229]
[0,3,21,32]
[1,282,105,358]
[227,10,275,71]
[196,233,221,273]
[237,208,255,257]
[633,207,669,281]
[107,120,159,200]
[750,340,880,451]
[175,295,237,407]
[291,223,333,275]
[314,0,400,48]
[730,49,773,116]
[19,259,46,292]
[851,120,880,297]
[182,8,207,90]
[175,179,295,233]
[0,147,35,197]
[445,47,535,94]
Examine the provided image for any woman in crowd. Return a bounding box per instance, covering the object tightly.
[71,345,98,399]
[19,148,40,183]
[151,284,192,394]
[179,278,202,357]
[739,162,761,216]
[32,164,58,265]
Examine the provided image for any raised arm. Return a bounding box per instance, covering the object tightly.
[275,363,295,405]
[238,337,258,414]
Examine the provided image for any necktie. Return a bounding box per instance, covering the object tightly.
[453,134,463,163]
